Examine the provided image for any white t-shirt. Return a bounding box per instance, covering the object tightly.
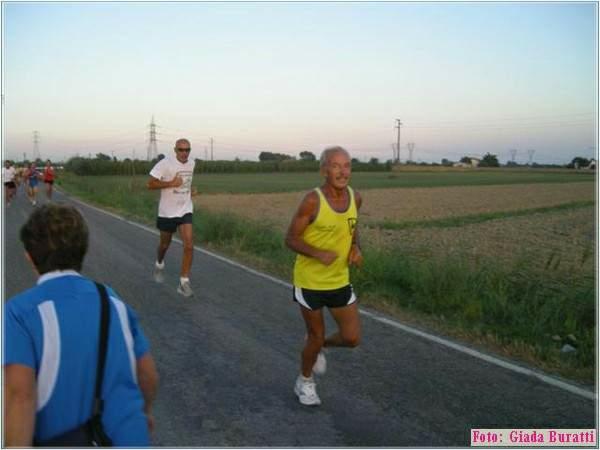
[3,166,16,183]
[149,157,195,218]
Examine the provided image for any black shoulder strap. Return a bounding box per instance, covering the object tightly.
[93,282,110,417]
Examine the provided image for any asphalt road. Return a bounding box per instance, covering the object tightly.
[3,189,596,446]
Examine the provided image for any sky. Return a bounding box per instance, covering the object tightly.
[2,1,597,164]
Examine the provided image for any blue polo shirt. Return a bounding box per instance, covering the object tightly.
[4,271,151,446]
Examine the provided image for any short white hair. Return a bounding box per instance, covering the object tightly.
[320,146,350,168]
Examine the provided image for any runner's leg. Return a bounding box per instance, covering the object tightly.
[157,230,173,264]
[324,302,361,348]
[300,306,326,377]
[179,223,193,278]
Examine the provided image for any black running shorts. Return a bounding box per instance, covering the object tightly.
[4,181,16,188]
[293,284,357,311]
[156,213,193,233]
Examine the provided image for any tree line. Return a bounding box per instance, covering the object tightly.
[57,151,595,176]
[64,153,391,176]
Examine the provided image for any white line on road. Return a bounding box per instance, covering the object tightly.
[65,192,596,401]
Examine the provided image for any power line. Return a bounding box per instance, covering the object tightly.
[147,116,158,161]
[33,131,40,161]
[407,142,415,162]
[395,119,402,163]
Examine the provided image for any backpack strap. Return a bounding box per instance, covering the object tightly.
[92,283,110,417]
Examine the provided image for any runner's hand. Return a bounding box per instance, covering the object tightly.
[146,413,155,433]
[317,250,338,266]
[170,176,183,188]
[348,244,363,267]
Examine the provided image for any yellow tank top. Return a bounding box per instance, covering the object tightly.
[293,186,358,290]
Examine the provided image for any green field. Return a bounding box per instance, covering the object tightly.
[59,169,594,194]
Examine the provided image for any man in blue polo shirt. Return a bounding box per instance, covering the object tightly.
[4,204,159,446]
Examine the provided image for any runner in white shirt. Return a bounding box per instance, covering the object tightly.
[3,160,17,206]
[147,138,197,297]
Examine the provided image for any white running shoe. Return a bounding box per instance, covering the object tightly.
[294,375,321,406]
[313,351,327,375]
[153,264,164,283]
[177,279,194,297]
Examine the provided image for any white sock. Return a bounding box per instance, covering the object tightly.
[180,277,190,285]
[301,375,313,382]
[155,261,164,269]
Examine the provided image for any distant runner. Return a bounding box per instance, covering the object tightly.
[285,146,363,406]
[3,160,17,206]
[25,163,41,206]
[43,159,55,200]
[147,138,197,297]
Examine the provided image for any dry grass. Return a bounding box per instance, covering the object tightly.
[362,207,595,279]
[361,182,593,224]
[194,182,594,226]
[193,182,595,279]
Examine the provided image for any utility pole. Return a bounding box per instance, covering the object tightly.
[210,137,214,161]
[147,116,158,161]
[395,119,402,163]
[23,152,26,163]
[205,147,208,161]
[33,131,40,161]
[510,149,517,163]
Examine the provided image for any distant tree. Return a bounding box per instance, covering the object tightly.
[259,151,294,162]
[441,158,453,167]
[480,153,500,167]
[505,161,519,167]
[157,153,165,161]
[299,151,316,161]
[369,157,380,165]
[95,152,111,161]
[351,158,360,164]
[568,157,591,169]
[460,156,471,164]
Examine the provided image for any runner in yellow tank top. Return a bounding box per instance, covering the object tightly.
[285,146,363,406]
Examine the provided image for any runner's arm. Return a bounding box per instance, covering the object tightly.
[136,353,159,432]
[4,364,36,447]
[348,190,363,266]
[147,175,182,190]
[285,191,338,266]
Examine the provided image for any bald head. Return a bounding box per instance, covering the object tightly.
[175,138,190,148]
[320,146,351,168]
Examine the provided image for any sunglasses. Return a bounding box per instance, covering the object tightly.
[176,148,191,153]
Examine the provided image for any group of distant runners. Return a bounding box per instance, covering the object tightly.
[4,139,363,445]
[2,159,55,207]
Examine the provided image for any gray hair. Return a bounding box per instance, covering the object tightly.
[320,146,350,168]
